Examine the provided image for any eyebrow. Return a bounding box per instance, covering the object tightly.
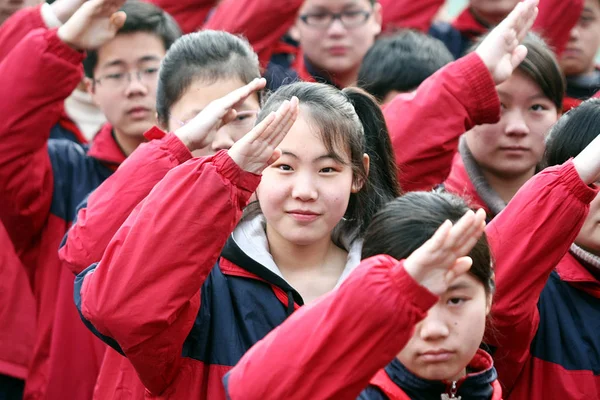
[100,55,162,69]
[497,90,549,102]
[280,150,342,163]
[446,282,473,292]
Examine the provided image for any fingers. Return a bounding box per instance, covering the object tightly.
[110,10,126,30]
[445,257,473,283]
[267,96,299,146]
[510,45,528,69]
[220,78,266,111]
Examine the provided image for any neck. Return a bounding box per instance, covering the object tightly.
[481,168,535,204]
[469,7,504,26]
[332,67,359,89]
[268,228,336,274]
[113,128,145,157]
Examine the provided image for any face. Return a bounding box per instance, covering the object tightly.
[296,0,381,79]
[89,32,166,139]
[560,0,600,77]
[469,0,520,24]
[167,77,260,157]
[575,190,600,256]
[258,109,362,247]
[0,0,42,25]
[465,71,559,180]
[398,274,491,382]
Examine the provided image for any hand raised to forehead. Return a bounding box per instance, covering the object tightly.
[403,208,487,296]
[228,96,300,175]
[174,78,267,152]
[475,0,539,85]
[573,133,600,185]
[57,0,127,51]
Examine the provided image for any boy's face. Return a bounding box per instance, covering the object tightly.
[469,0,520,24]
[89,32,166,140]
[295,0,381,82]
[560,0,600,77]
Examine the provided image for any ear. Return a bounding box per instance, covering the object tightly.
[351,153,370,193]
[371,2,382,36]
[84,77,100,106]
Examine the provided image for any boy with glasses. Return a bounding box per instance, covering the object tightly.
[0,1,180,399]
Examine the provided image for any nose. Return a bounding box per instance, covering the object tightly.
[291,171,318,201]
[210,129,236,152]
[327,17,347,36]
[418,305,450,341]
[569,26,580,42]
[125,73,149,97]
[503,109,529,137]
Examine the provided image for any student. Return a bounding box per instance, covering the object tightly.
[74,80,400,399]
[429,0,583,60]
[357,29,454,104]
[60,29,265,399]
[0,0,181,399]
[222,106,600,400]
[560,0,600,111]
[443,32,564,218]
[487,99,600,398]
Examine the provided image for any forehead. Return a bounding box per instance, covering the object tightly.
[583,0,600,12]
[278,111,333,156]
[300,0,371,11]
[174,78,260,119]
[496,70,545,99]
[95,32,166,71]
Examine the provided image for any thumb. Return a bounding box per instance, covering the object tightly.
[445,256,473,284]
[266,148,282,167]
[110,11,127,31]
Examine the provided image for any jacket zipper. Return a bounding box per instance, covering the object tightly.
[441,381,461,399]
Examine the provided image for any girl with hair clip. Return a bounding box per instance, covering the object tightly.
[73,81,400,399]
[222,102,600,400]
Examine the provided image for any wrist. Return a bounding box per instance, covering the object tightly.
[57,25,83,51]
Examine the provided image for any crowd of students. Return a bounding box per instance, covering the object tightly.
[0,0,599,399]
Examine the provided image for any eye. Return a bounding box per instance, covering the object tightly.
[447,297,467,306]
[105,73,125,81]
[530,104,547,111]
[276,164,293,171]
[320,167,337,173]
[500,102,507,110]
[143,67,159,75]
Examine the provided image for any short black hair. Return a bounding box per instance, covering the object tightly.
[156,30,261,126]
[544,98,600,167]
[83,0,182,78]
[358,30,454,102]
[362,191,495,295]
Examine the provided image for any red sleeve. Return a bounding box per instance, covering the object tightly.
[380,0,444,33]
[59,130,192,275]
[485,160,598,393]
[225,255,438,400]
[146,0,216,33]
[76,150,260,395]
[0,5,45,62]
[0,28,84,252]
[532,0,583,56]
[203,0,304,67]
[384,52,500,192]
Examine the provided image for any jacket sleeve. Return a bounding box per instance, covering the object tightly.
[203,0,304,67]
[484,160,598,393]
[74,150,260,395]
[0,5,46,62]
[532,0,583,57]
[59,130,192,275]
[148,0,216,33]
[224,255,438,400]
[0,28,84,252]
[380,0,444,33]
[384,52,500,192]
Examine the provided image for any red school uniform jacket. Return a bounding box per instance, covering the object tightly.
[0,29,126,400]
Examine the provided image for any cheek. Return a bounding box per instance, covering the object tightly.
[466,125,499,155]
[255,174,287,213]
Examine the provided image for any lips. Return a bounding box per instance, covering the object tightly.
[499,145,529,152]
[418,349,455,362]
[127,106,151,120]
[286,210,322,223]
[327,46,349,56]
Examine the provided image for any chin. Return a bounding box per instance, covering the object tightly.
[414,364,464,382]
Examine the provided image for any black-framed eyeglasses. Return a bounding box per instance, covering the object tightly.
[94,68,159,89]
[299,10,371,29]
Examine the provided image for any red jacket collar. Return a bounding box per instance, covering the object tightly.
[444,153,492,216]
[87,123,127,169]
[452,8,489,39]
[557,252,600,298]
[369,349,502,400]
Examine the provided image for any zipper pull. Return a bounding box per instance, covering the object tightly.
[440,381,461,400]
